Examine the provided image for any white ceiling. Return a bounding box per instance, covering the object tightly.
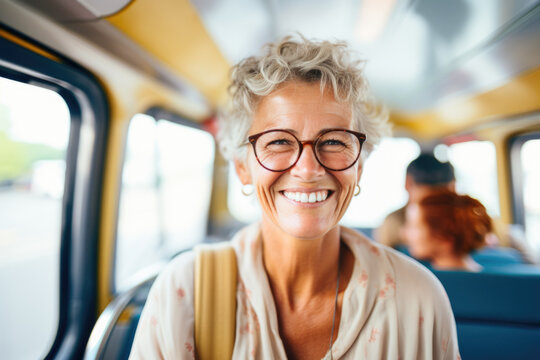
[191,0,540,112]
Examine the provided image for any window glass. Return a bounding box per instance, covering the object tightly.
[342,137,420,228]
[520,139,540,256]
[0,77,70,359]
[443,141,500,217]
[227,137,421,228]
[115,114,214,291]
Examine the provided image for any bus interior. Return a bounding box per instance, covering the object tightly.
[1,0,540,359]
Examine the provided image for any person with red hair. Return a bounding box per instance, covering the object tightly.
[403,191,493,271]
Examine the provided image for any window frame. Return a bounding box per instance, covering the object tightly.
[0,26,108,360]
[509,130,540,227]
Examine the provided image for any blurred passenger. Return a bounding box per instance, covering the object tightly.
[403,191,491,271]
[375,153,455,248]
[375,153,537,264]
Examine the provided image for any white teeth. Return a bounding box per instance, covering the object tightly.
[283,191,329,203]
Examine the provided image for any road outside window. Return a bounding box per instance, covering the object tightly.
[0,76,70,359]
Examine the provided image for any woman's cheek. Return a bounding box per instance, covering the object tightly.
[256,184,276,214]
[335,182,356,220]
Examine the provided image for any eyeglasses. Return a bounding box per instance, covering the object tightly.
[248,128,366,172]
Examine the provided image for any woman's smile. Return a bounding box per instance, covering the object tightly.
[283,190,329,203]
[281,189,332,204]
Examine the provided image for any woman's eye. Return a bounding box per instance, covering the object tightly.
[268,139,293,146]
[320,139,347,147]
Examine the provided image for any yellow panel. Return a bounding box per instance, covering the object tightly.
[106,0,230,106]
[494,137,512,225]
[392,66,540,138]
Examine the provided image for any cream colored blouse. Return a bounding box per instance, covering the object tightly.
[130,223,460,359]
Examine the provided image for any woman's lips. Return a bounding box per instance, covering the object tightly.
[282,190,330,203]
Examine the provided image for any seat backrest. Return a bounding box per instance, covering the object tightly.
[84,272,158,360]
[396,245,528,268]
[471,247,525,266]
[434,268,540,359]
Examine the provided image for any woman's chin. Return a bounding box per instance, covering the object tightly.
[276,216,335,240]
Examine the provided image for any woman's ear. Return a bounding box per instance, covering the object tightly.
[234,159,252,185]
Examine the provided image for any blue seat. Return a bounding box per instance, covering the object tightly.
[433,269,540,359]
[471,247,525,266]
[395,245,527,268]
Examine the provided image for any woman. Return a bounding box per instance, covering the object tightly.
[404,191,491,271]
[130,35,459,359]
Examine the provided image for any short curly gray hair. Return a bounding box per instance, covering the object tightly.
[218,35,390,162]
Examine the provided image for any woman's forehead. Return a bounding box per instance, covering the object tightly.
[258,81,344,108]
[252,82,353,130]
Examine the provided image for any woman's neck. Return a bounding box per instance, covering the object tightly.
[260,222,342,310]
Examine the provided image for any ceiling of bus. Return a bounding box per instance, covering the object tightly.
[10,0,540,138]
[191,0,538,111]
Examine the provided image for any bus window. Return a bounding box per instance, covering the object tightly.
[441,141,500,217]
[0,77,70,359]
[342,137,420,228]
[520,138,540,256]
[115,114,214,291]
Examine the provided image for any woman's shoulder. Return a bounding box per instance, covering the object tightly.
[155,238,244,290]
[153,228,253,292]
[130,251,197,358]
[385,246,445,293]
[341,226,445,295]
[165,250,195,273]
[150,250,196,295]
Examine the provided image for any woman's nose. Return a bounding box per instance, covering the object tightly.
[290,144,326,179]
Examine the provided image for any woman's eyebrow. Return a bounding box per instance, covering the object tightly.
[315,128,349,136]
[264,127,350,137]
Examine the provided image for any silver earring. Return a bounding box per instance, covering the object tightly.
[241,184,254,196]
[354,184,361,196]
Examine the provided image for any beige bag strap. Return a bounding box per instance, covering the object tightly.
[194,244,237,360]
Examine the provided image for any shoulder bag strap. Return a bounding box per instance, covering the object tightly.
[194,244,237,360]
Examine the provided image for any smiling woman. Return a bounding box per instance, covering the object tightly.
[129,35,460,360]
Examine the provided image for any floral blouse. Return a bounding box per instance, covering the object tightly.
[129,223,460,359]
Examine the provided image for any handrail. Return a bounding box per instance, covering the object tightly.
[83,263,165,360]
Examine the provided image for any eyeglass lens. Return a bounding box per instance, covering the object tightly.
[253,130,361,171]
